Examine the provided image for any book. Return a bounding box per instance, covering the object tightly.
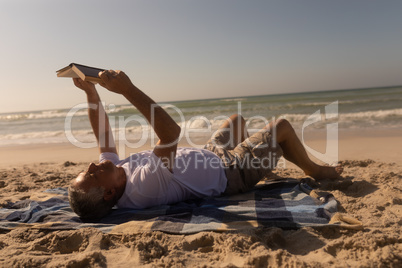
[56,63,105,83]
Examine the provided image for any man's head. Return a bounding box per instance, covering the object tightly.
[68,161,126,220]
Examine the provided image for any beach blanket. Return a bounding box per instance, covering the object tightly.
[0,179,362,234]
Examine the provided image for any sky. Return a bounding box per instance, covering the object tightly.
[1,0,402,113]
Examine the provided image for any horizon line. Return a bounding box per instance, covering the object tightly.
[2,84,401,115]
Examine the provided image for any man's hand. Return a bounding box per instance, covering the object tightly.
[98,70,134,95]
[73,78,96,93]
[73,77,117,154]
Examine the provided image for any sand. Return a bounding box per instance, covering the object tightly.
[0,129,401,267]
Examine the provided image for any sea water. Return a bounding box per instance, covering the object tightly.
[0,86,401,147]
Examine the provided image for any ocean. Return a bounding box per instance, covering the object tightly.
[1,86,401,148]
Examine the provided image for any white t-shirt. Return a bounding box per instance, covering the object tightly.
[99,147,227,209]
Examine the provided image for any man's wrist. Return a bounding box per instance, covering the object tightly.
[121,84,139,98]
[85,87,97,95]
[85,88,100,102]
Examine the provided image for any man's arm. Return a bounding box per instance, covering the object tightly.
[73,78,117,154]
[98,70,180,171]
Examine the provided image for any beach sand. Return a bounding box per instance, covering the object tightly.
[0,129,401,267]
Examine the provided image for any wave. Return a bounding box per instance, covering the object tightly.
[0,109,84,122]
[341,108,402,120]
[0,130,68,146]
[1,108,401,147]
[2,95,401,123]
[221,98,248,102]
[280,108,402,122]
[0,105,128,122]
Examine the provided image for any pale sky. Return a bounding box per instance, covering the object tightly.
[1,0,402,113]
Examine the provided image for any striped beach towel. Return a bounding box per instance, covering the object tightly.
[0,179,362,234]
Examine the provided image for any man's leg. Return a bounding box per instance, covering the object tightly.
[266,119,343,180]
[216,114,249,149]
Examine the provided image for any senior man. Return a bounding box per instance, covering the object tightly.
[68,70,342,220]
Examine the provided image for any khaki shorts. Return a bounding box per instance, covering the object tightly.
[204,128,283,195]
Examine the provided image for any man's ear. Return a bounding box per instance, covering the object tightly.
[103,188,116,201]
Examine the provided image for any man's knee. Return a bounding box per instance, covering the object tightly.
[275,118,293,131]
[272,118,295,140]
[229,114,245,124]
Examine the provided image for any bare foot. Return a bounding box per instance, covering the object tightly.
[306,164,343,180]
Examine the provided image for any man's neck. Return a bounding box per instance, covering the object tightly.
[116,167,127,200]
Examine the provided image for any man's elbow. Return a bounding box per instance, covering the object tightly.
[172,124,181,142]
[157,123,181,145]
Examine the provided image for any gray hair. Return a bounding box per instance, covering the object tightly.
[68,184,117,220]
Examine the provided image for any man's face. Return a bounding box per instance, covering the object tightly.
[72,161,121,193]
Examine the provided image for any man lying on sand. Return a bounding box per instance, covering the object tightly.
[68,70,343,220]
